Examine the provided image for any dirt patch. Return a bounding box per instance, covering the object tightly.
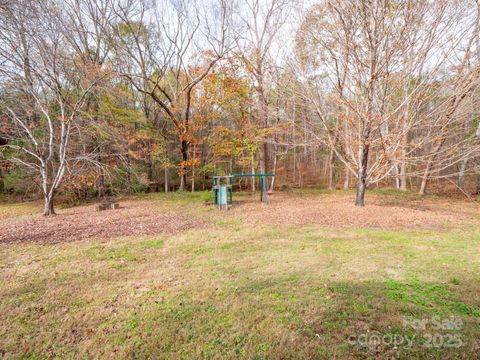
[229,192,478,230]
[0,200,207,245]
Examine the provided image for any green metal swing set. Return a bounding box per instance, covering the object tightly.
[213,173,275,209]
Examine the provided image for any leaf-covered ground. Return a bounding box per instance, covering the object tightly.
[0,199,207,244]
[1,190,479,359]
[226,189,477,230]
[1,189,476,245]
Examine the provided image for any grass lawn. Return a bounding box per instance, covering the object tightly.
[1,190,480,359]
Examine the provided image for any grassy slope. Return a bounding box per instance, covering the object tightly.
[1,191,480,359]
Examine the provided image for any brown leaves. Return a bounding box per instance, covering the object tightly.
[0,200,207,245]
[229,192,471,231]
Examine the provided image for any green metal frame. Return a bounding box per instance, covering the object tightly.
[213,173,275,206]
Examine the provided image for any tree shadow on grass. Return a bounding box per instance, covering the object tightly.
[3,271,480,359]
[290,279,480,359]
[112,276,480,359]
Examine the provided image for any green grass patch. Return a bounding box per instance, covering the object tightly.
[83,244,139,262]
[1,193,480,359]
[385,278,480,317]
[139,238,165,249]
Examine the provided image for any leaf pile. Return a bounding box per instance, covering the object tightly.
[0,201,206,244]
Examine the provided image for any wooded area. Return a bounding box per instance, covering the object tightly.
[1,0,480,215]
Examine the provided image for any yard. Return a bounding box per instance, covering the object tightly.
[1,190,480,359]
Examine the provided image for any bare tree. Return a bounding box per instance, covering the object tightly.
[0,0,111,215]
[296,0,480,205]
[235,0,292,183]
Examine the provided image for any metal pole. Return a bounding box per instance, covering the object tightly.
[213,177,217,205]
[229,175,233,204]
[262,175,268,204]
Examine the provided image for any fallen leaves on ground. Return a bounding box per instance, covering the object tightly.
[0,200,206,245]
[229,192,478,230]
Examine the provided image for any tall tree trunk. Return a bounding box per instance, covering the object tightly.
[251,156,256,192]
[262,142,269,174]
[419,138,445,195]
[146,158,154,183]
[328,149,335,190]
[43,193,55,216]
[399,161,407,191]
[191,164,195,192]
[393,165,400,189]
[191,144,196,192]
[270,144,278,191]
[355,143,369,206]
[344,166,350,189]
[41,167,54,216]
[457,157,468,191]
[179,140,188,191]
[95,150,105,198]
[418,164,430,195]
[292,110,296,185]
[164,167,169,193]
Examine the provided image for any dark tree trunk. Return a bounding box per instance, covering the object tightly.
[355,144,369,206]
[146,159,154,183]
[95,151,105,199]
[263,142,269,174]
[164,167,169,193]
[179,140,189,191]
[328,149,335,190]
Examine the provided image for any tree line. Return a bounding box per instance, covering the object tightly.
[1,0,480,215]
